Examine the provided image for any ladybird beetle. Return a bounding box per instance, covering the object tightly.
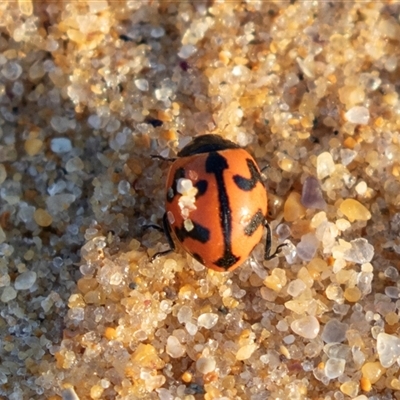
[152,134,284,272]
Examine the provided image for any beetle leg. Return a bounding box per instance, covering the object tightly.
[264,222,286,260]
[150,212,176,262]
[143,223,163,232]
[151,155,177,162]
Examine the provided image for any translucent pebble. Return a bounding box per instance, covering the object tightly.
[0,272,10,287]
[0,243,14,257]
[290,316,320,339]
[178,44,197,59]
[339,85,365,107]
[0,286,17,302]
[360,377,371,392]
[157,388,174,400]
[18,0,33,15]
[301,176,326,210]
[114,131,127,148]
[354,181,367,196]
[344,287,361,302]
[134,78,149,91]
[1,61,23,81]
[61,386,80,400]
[287,279,306,297]
[0,164,6,184]
[276,319,288,331]
[117,180,130,195]
[17,204,35,224]
[14,270,37,290]
[384,286,400,299]
[25,138,43,156]
[177,305,192,324]
[45,38,59,52]
[166,335,185,358]
[100,379,110,389]
[46,194,76,214]
[324,343,351,360]
[339,199,371,222]
[325,358,346,379]
[285,72,299,88]
[53,257,63,269]
[50,138,72,153]
[379,16,400,39]
[264,268,287,292]
[385,55,398,72]
[317,152,335,179]
[283,192,306,222]
[90,384,103,399]
[151,26,165,38]
[41,294,54,313]
[0,180,22,205]
[33,208,52,227]
[28,61,45,80]
[343,238,374,264]
[66,157,84,173]
[232,65,243,76]
[236,343,257,360]
[88,0,108,13]
[196,357,216,374]
[68,307,85,321]
[283,335,295,344]
[321,319,348,343]
[276,224,291,240]
[361,361,386,384]
[185,321,198,336]
[386,312,399,325]
[12,81,24,96]
[345,106,370,125]
[0,372,7,385]
[340,149,357,166]
[88,115,101,129]
[109,272,123,286]
[197,313,218,329]
[51,116,71,133]
[48,180,67,196]
[0,227,5,244]
[377,332,400,367]
[352,347,365,367]
[357,271,373,295]
[296,233,319,261]
[42,61,54,75]
[106,118,120,133]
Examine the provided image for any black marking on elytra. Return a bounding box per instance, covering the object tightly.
[244,210,265,236]
[192,253,204,265]
[233,159,263,191]
[167,167,185,203]
[175,222,210,243]
[214,252,240,269]
[205,151,240,269]
[178,134,240,157]
[195,180,208,198]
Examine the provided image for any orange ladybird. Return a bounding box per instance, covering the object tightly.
[152,134,284,272]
